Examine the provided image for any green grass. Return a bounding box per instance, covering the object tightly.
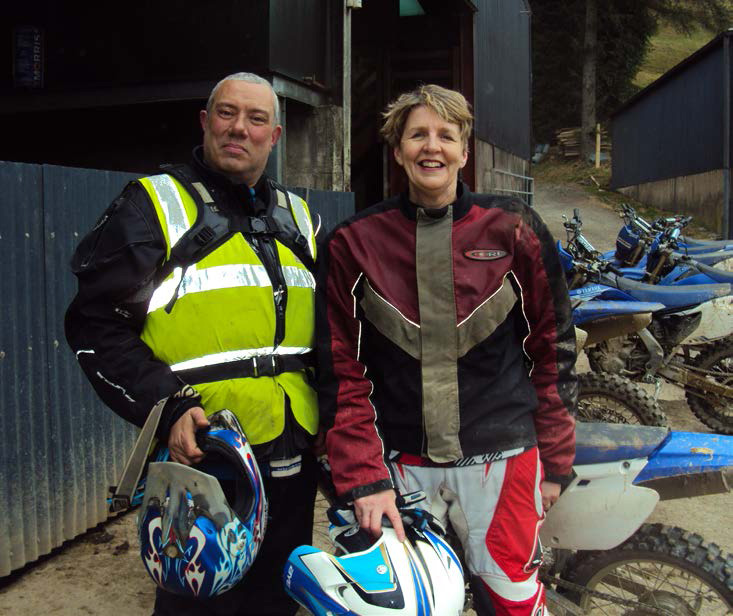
[633,23,719,90]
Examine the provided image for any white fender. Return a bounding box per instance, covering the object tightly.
[680,297,733,345]
[540,458,659,550]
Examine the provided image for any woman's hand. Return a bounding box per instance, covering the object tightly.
[354,489,406,542]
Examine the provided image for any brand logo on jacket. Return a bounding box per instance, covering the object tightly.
[463,249,508,261]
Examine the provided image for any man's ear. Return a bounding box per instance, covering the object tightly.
[199,110,208,132]
[271,125,283,147]
[460,147,468,169]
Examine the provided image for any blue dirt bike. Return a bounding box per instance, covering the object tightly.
[284,423,733,615]
[558,224,733,434]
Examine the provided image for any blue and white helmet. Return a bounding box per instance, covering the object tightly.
[138,410,267,598]
[283,506,465,615]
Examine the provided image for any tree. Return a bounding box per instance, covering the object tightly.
[532,0,655,145]
[581,0,598,160]
[580,0,732,160]
[532,0,733,155]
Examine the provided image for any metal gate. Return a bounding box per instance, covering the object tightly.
[0,160,353,577]
[491,168,534,207]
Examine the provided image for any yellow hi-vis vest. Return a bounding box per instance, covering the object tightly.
[137,173,318,445]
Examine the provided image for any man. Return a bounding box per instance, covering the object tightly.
[66,72,318,615]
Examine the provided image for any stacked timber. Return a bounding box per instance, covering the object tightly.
[556,127,611,159]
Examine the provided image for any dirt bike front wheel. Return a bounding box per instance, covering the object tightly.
[578,372,668,426]
[684,337,733,435]
[564,523,733,615]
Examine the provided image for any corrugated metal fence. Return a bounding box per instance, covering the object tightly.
[0,160,353,577]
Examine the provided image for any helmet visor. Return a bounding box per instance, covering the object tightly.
[141,461,235,547]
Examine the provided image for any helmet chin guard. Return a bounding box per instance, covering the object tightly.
[138,410,267,598]
[283,505,465,615]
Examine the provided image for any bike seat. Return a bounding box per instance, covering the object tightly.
[610,274,731,308]
[572,300,664,325]
[679,236,733,251]
[574,422,669,465]
[673,250,733,266]
[685,260,733,284]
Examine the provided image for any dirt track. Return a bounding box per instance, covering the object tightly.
[0,182,730,616]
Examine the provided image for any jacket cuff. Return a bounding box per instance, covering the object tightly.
[544,470,576,490]
[155,395,202,442]
[342,479,395,503]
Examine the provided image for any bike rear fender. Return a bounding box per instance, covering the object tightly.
[541,458,658,551]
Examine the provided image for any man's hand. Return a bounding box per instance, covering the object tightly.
[168,406,210,465]
[354,489,405,542]
[541,480,561,512]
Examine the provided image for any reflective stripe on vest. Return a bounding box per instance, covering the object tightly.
[288,191,317,261]
[144,174,189,258]
[169,346,311,372]
[147,264,315,314]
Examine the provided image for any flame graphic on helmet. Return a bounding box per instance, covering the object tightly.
[142,516,163,585]
[184,526,208,596]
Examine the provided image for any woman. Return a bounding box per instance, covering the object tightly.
[316,84,577,615]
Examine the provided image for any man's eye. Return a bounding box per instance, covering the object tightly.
[442,134,456,141]
[219,109,235,118]
[251,116,267,124]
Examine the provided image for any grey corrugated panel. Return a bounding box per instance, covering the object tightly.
[474,0,532,160]
[611,44,725,189]
[0,161,46,576]
[43,165,142,542]
[0,162,141,577]
[1,165,352,577]
[289,187,355,238]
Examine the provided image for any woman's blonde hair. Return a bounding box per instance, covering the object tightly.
[380,84,474,149]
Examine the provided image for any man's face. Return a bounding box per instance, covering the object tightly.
[200,80,282,186]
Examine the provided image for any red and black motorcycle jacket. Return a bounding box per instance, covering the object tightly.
[316,183,577,502]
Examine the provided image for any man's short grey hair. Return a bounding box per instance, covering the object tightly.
[206,72,280,125]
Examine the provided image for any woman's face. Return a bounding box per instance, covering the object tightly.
[394,105,468,208]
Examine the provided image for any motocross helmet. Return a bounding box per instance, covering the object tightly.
[138,409,267,598]
[283,506,465,615]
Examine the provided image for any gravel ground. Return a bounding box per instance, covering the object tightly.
[0,181,730,615]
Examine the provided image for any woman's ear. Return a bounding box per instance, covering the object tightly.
[393,146,404,168]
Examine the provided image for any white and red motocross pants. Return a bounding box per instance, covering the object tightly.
[390,447,546,616]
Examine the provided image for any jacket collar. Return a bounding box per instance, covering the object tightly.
[398,181,472,221]
[190,145,270,213]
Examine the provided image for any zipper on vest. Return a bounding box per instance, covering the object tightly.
[258,234,288,347]
[244,188,288,348]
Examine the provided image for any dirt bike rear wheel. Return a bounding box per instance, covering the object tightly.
[564,523,733,615]
[578,372,668,426]
[684,338,733,435]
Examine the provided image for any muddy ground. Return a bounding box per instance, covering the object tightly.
[1,183,730,615]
